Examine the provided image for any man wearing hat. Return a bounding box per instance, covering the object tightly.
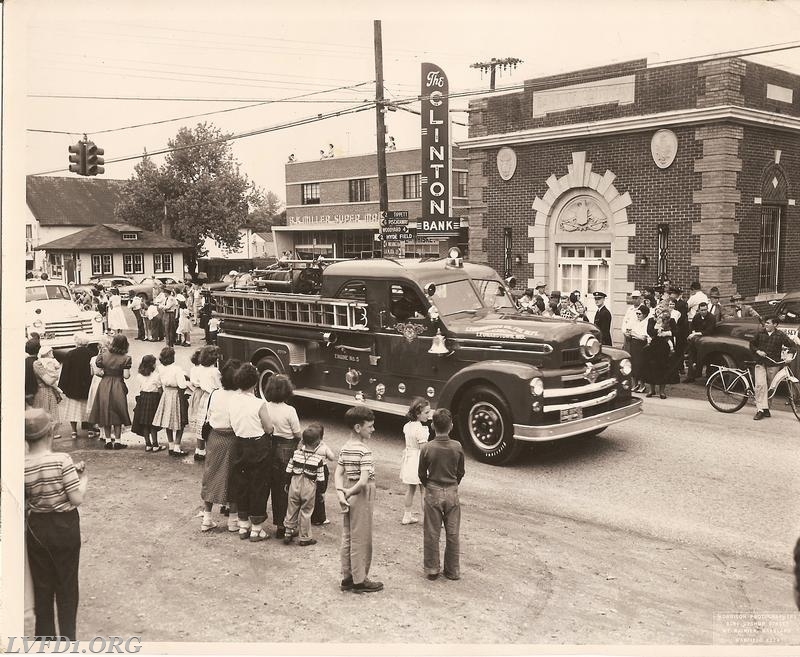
[25,408,87,641]
[548,290,562,317]
[708,287,723,323]
[724,293,761,321]
[621,290,643,353]
[534,281,548,304]
[593,292,612,346]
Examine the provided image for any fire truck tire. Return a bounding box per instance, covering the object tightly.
[255,356,285,399]
[456,385,522,466]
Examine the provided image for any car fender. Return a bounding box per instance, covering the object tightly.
[438,360,542,420]
[695,335,753,368]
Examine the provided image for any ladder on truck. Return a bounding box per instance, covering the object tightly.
[212,291,369,331]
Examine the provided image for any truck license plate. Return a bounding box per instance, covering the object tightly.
[560,407,583,423]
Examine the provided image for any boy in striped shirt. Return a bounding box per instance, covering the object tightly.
[334,406,383,593]
[283,424,326,546]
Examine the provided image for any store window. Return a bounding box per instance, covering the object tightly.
[301,182,321,205]
[349,179,369,203]
[758,206,781,293]
[342,230,377,259]
[455,171,468,198]
[403,174,421,199]
[91,253,113,276]
[123,253,145,275]
[153,252,174,274]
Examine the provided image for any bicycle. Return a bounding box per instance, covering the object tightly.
[706,352,800,421]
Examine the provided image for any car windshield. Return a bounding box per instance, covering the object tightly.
[430,280,484,316]
[473,279,518,311]
[26,285,72,303]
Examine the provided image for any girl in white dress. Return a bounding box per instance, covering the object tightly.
[399,397,433,525]
[107,289,128,334]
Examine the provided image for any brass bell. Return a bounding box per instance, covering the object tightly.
[428,329,449,355]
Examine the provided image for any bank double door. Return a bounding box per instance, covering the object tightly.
[557,243,611,315]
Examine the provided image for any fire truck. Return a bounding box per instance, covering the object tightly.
[213,251,642,465]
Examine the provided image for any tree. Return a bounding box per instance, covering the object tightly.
[115,123,261,276]
[246,189,285,232]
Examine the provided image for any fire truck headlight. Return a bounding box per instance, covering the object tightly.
[529,377,544,396]
[33,319,44,329]
[619,358,632,377]
[580,334,601,359]
[94,314,103,323]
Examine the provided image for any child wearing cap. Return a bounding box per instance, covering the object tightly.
[24,408,87,641]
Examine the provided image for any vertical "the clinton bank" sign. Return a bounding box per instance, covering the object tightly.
[420,63,458,237]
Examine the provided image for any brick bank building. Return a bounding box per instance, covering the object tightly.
[460,57,800,345]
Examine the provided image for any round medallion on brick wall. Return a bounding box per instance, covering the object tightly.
[651,129,678,169]
[497,147,517,181]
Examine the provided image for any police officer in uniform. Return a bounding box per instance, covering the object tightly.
[593,291,612,346]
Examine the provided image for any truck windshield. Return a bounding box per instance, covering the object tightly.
[473,279,518,311]
[431,280,485,316]
[26,285,72,303]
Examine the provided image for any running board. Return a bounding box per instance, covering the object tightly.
[292,388,409,416]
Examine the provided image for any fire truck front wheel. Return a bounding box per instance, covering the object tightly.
[456,385,522,466]
[255,356,284,399]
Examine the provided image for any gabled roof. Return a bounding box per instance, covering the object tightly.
[37,224,190,251]
[27,175,126,227]
[255,231,274,242]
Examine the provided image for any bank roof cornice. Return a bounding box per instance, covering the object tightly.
[457,105,800,150]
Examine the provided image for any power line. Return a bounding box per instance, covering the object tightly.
[27,81,373,136]
[29,102,376,176]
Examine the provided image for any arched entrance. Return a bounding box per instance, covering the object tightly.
[528,152,635,345]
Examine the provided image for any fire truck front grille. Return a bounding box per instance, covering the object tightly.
[561,348,583,366]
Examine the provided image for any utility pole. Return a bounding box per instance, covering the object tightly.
[470,57,523,90]
[374,19,388,257]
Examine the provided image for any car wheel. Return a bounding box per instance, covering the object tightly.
[456,384,522,466]
[255,355,284,399]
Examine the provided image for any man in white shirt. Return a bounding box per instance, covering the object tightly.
[621,290,642,353]
[163,290,179,347]
[686,281,709,321]
[130,294,144,340]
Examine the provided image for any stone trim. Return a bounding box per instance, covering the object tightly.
[458,106,800,151]
[691,123,743,299]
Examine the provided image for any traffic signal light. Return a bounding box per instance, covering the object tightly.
[68,142,86,175]
[85,142,105,176]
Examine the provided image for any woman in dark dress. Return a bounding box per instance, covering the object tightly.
[642,308,680,399]
[59,333,94,439]
[87,334,132,450]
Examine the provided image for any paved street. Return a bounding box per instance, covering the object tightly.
[40,320,800,644]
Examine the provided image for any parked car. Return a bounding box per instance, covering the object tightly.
[695,291,800,376]
[26,279,104,350]
[201,272,249,292]
[78,275,188,302]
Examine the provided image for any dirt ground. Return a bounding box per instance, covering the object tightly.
[21,324,800,646]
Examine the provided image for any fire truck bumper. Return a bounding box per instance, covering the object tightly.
[513,397,643,442]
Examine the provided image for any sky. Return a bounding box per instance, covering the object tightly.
[18,0,800,204]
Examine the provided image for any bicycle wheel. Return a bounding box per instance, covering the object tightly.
[706,370,749,413]
[787,379,800,422]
